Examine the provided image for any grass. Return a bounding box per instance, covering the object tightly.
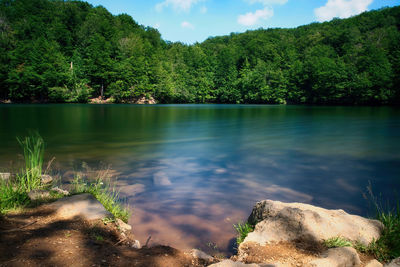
[71,175,130,222]
[324,237,353,248]
[234,222,254,245]
[324,186,400,263]
[17,131,44,191]
[1,133,131,224]
[365,185,400,262]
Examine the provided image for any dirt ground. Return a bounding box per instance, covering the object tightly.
[0,206,378,267]
[0,207,209,267]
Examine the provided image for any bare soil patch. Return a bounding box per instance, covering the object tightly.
[0,206,207,267]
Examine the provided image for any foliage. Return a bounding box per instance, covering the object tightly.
[0,0,399,104]
[71,175,130,222]
[324,237,353,248]
[0,177,29,213]
[365,186,400,262]
[16,132,44,192]
[234,222,254,245]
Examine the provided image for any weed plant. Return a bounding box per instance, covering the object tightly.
[366,185,400,262]
[17,132,44,191]
[234,222,254,245]
[71,175,130,222]
[324,237,353,248]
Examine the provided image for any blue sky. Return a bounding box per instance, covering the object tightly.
[85,0,399,44]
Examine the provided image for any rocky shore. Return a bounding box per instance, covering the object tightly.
[1,185,399,267]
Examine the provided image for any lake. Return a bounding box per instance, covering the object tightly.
[1,104,399,254]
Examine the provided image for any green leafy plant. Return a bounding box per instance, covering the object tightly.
[17,132,44,191]
[324,237,353,248]
[71,175,130,222]
[234,222,254,245]
[365,185,400,262]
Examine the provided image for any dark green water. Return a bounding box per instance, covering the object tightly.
[1,104,399,253]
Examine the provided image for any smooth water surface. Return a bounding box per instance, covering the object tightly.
[1,104,399,253]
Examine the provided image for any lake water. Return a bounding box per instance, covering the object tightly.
[1,104,399,254]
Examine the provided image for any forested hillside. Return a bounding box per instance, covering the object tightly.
[1,0,399,105]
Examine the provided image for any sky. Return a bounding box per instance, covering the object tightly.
[84,0,399,44]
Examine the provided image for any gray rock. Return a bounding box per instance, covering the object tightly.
[191,249,214,262]
[50,186,70,196]
[41,174,53,184]
[245,200,383,246]
[46,193,112,220]
[385,257,400,267]
[306,247,360,267]
[208,259,275,267]
[366,259,383,267]
[116,218,132,233]
[0,172,11,181]
[28,189,51,200]
[131,239,141,249]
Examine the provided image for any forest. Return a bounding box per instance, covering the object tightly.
[0,0,399,105]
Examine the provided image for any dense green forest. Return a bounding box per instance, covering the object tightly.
[0,0,399,105]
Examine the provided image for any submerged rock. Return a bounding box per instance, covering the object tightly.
[46,193,111,220]
[190,249,214,262]
[245,200,383,246]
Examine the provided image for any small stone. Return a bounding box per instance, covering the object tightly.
[366,259,383,267]
[51,186,70,196]
[208,259,272,267]
[131,240,141,249]
[190,249,214,262]
[116,218,132,233]
[0,172,11,181]
[385,257,400,267]
[41,174,53,184]
[28,189,51,201]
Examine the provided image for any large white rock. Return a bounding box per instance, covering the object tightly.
[385,257,400,267]
[306,247,360,267]
[366,259,383,267]
[46,193,111,220]
[245,200,383,246]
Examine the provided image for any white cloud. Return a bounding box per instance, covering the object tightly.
[181,21,195,29]
[200,6,207,14]
[238,7,274,26]
[315,0,373,22]
[156,0,204,12]
[154,23,161,29]
[247,0,288,5]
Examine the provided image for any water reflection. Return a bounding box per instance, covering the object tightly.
[1,104,400,254]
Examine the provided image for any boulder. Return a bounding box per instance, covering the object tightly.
[366,260,383,267]
[208,259,275,267]
[46,193,112,220]
[245,200,383,246]
[28,189,51,201]
[306,247,360,267]
[116,218,132,233]
[41,174,53,184]
[385,257,400,267]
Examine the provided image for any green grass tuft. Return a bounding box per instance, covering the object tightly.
[17,131,44,191]
[366,185,400,262]
[234,222,254,245]
[324,237,353,248]
[71,175,130,222]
